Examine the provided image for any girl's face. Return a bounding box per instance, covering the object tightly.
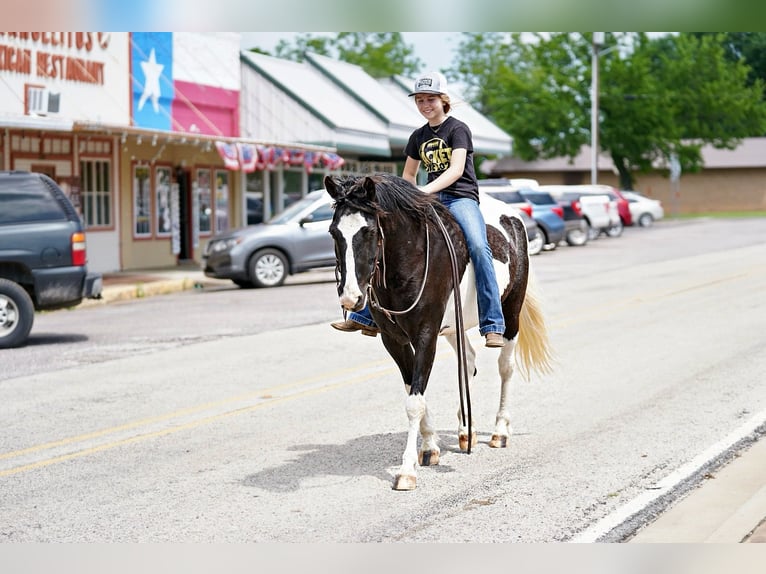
[414,94,445,122]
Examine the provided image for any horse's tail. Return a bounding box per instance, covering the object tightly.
[516,268,554,381]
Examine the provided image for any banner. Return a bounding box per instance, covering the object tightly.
[237,143,257,173]
[215,141,239,170]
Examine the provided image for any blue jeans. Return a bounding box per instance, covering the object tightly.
[349,193,505,336]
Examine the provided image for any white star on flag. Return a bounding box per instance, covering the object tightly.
[138,48,164,113]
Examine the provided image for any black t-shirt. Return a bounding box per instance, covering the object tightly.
[404,115,479,202]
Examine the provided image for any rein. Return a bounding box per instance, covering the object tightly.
[367,205,472,455]
[367,215,430,320]
[431,207,472,455]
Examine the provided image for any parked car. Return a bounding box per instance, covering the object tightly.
[622,191,665,227]
[479,190,544,256]
[517,188,567,249]
[479,183,565,251]
[0,170,103,348]
[610,188,633,227]
[203,190,336,288]
[554,195,589,247]
[537,185,614,241]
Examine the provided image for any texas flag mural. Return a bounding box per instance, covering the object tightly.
[131,32,239,136]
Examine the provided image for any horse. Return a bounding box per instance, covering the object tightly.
[325,173,553,491]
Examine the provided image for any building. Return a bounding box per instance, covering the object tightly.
[482,138,766,214]
[1,33,513,272]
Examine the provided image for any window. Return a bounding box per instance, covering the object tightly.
[196,168,212,235]
[155,166,172,236]
[133,165,151,237]
[80,160,111,228]
[214,170,230,233]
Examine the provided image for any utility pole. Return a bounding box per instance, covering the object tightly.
[591,32,605,185]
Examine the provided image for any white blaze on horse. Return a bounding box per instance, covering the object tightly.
[326,173,553,491]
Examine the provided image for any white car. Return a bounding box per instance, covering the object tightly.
[537,184,615,240]
[622,191,665,227]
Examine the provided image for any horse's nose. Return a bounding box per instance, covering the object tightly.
[339,289,364,311]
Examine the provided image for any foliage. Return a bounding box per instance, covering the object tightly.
[250,33,423,78]
[693,32,766,96]
[451,32,766,189]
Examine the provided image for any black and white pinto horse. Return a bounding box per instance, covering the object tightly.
[326,173,553,490]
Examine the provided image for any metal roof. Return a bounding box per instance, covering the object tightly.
[239,50,513,159]
[240,51,391,156]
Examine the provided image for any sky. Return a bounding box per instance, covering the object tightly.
[239,32,459,74]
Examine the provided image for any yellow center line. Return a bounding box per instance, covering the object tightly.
[0,368,397,477]
[0,358,394,462]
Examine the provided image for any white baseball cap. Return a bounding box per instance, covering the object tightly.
[409,71,448,96]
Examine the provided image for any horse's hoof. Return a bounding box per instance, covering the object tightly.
[393,474,417,491]
[459,431,478,452]
[489,434,508,448]
[419,450,440,466]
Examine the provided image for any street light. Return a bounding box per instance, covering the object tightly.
[591,32,605,185]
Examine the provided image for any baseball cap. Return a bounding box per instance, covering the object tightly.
[409,71,448,96]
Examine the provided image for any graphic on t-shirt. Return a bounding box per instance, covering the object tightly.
[419,137,452,173]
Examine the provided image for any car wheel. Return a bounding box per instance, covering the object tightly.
[606,221,624,238]
[0,278,35,349]
[527,232,544,256]
[566,226,588,247]
[585,221,599,241]
[638,213,654,227]
[248,248,288,288]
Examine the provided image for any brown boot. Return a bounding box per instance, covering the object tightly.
[485,332,505,348]
[330,319,379,337]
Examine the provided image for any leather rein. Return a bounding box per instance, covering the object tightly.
[366,206,473,454]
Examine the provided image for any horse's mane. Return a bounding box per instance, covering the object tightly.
[335,173,451,224]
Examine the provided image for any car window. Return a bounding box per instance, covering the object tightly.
[269,192,325,224]
[520,191,556,205]
[307,202,334,222]
[485,190,524,203]
[0,176,67,224]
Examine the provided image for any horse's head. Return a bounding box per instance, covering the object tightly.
[325,175,381,312]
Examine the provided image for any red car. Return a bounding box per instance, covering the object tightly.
[608,188,633,227]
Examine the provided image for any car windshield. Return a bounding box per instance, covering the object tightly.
[268,192,326,224]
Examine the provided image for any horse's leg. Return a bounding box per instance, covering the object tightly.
[380,337,422,491]
[444,333,478,451]
[418,398,440,467]
[490,337,516,448]
[390,334,440,490]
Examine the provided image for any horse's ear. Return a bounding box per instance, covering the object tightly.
[362,177,377,202]
[324,175,340,200]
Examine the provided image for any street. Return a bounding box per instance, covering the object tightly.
[1,217,765,542]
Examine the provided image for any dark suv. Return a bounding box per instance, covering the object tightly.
[0,171,102,348]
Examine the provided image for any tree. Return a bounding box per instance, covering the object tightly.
[250,33,423,78]
[451,32,766,189]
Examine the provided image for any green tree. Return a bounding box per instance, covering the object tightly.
[694,32,766,94]
[451,32,766,189]
[250,33,422,78]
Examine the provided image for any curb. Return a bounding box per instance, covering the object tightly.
[79,276,209,308]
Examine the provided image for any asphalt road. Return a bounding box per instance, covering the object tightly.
[1,217,764,542]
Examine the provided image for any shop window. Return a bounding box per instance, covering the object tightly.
[133,165,151,237]
[155,166,172,236]
[214,170,230,233]
[80,160,112,228]
[196,168,212,235]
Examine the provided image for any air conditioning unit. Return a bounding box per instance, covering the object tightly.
[25,85,61,116]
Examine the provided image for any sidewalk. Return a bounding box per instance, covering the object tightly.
[80,266,766,543]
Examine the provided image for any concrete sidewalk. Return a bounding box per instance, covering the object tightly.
[629,436,766,543]
[79,266,766,543]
